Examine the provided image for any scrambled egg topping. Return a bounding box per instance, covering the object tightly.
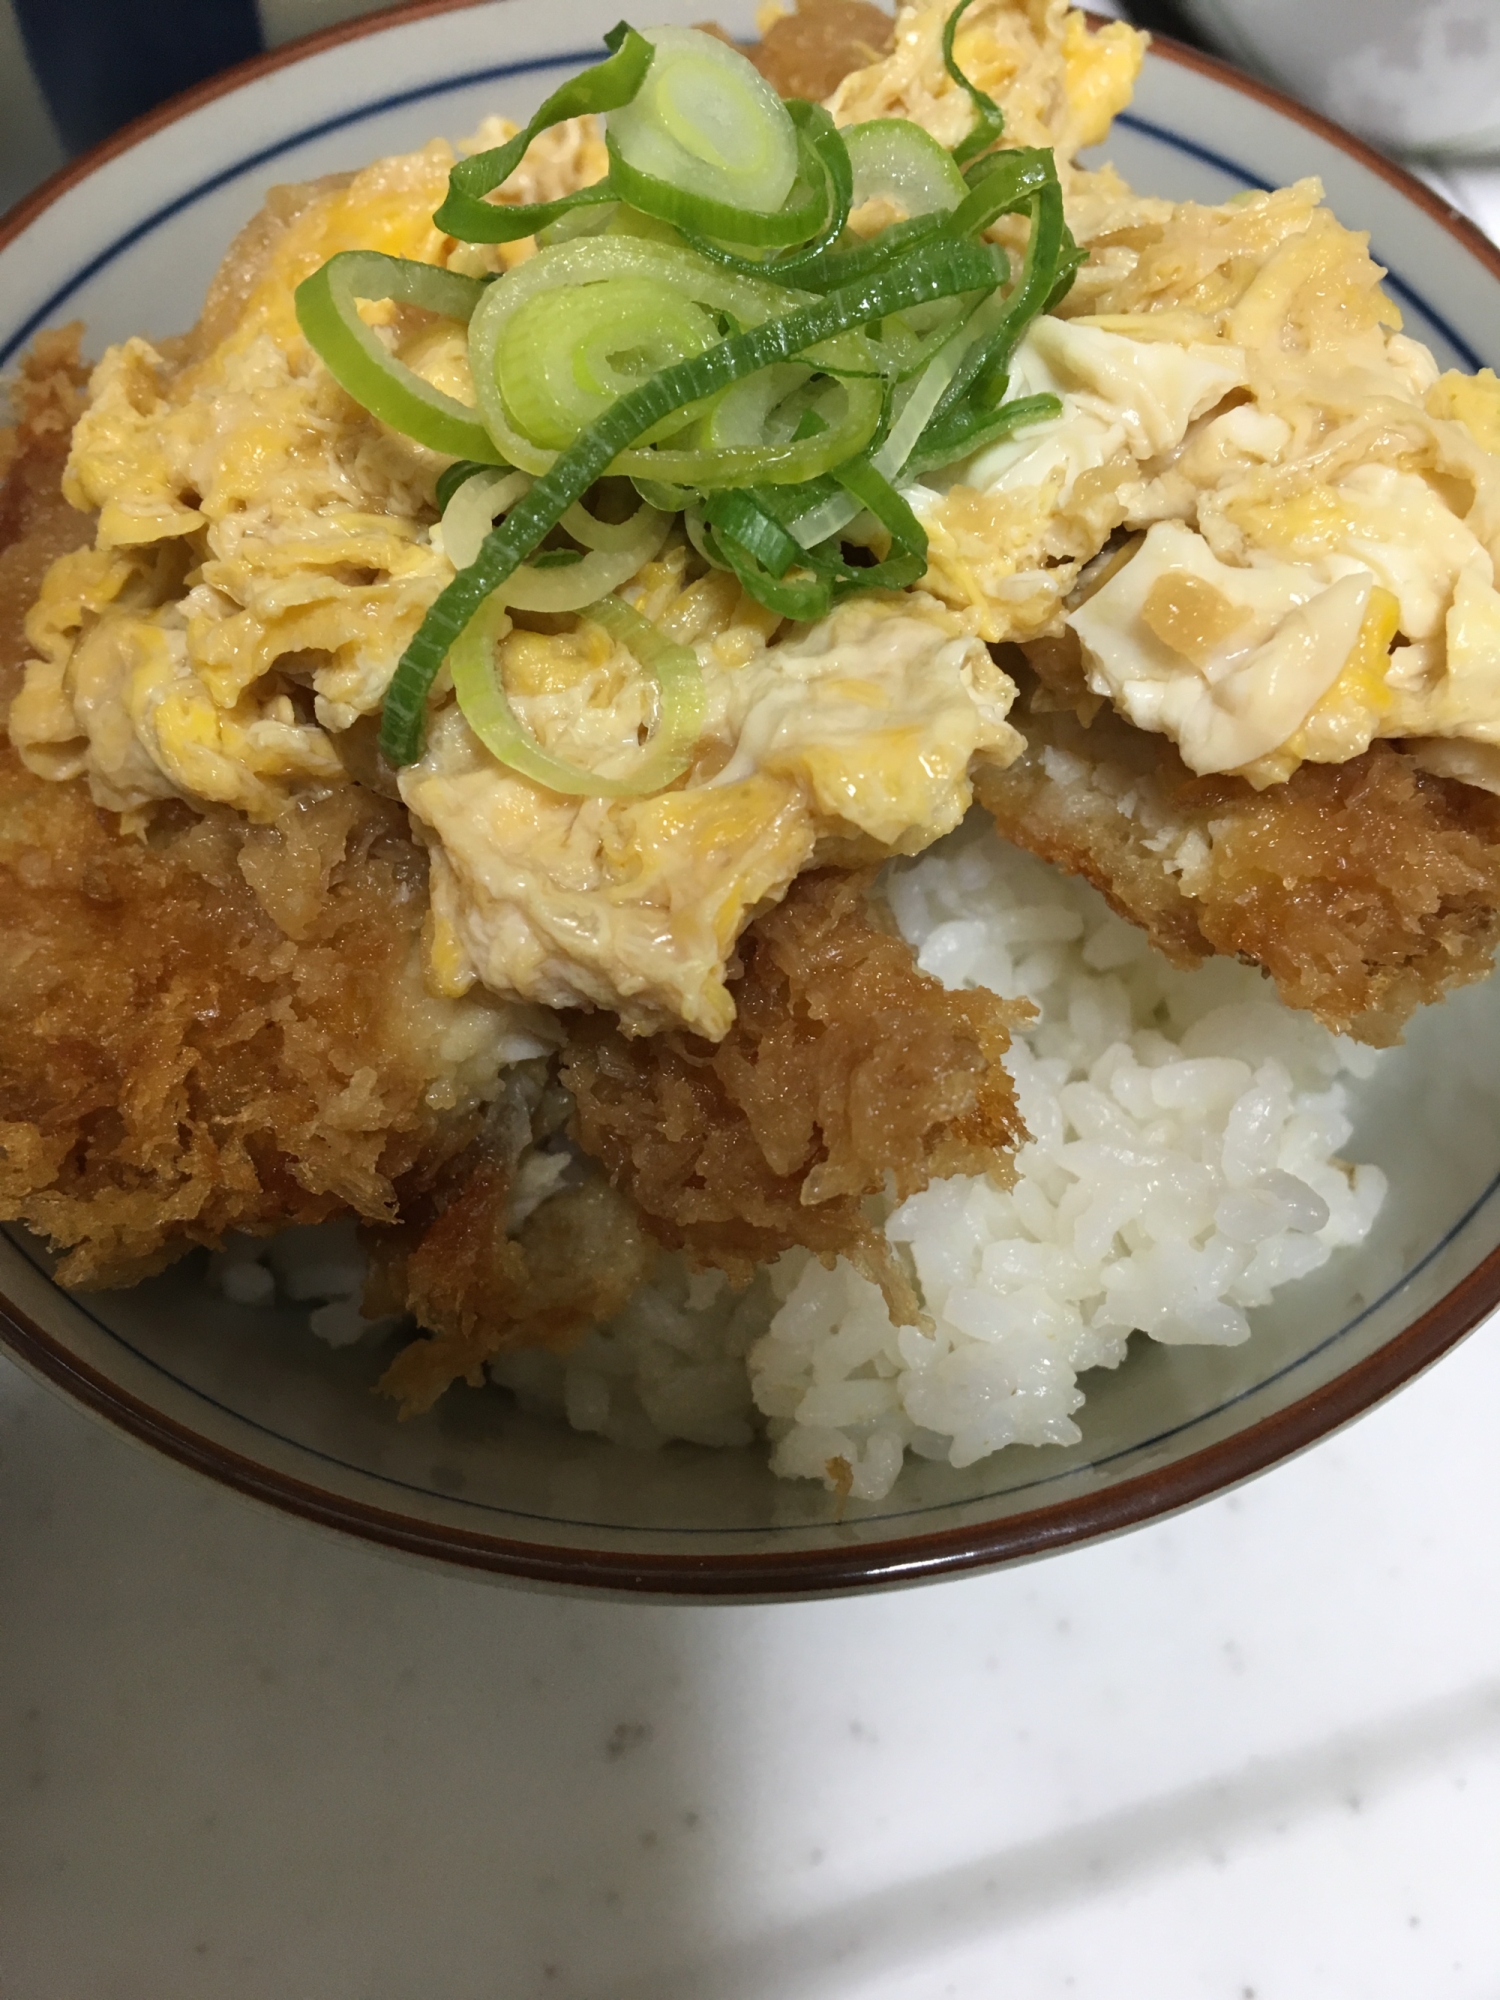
[6,98,1020,1039]
[889,150,1500,790]
[904,312,1250,643]
[12,143,460,816]
[408,586,1018,1036]
[14,0,1500,1047]
[827,0,1145,159]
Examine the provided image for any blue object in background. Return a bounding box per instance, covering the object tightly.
[13,0,263,154]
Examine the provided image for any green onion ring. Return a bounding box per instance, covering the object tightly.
[901,391,1064,481]
[677,100,854,278]
[432,22,651,244]
[943,0,1007,167]
[845,118,967,218]
[293,251,503,461]
[605,120,829,249]
[466,236,807,474]
[448,590,704,796]
[380,235,1005,763]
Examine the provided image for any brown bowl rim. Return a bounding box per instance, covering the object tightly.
[3,3,1500,1598]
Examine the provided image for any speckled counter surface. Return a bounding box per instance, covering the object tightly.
[3,1316,1498,1999]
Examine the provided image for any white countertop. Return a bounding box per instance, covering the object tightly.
[5,38,1500,1998]
[4,1317,1499,1997]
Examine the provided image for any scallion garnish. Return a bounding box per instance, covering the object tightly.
[942,0,1007,166]
[432,21,651,244]
[293,252,503,462]
[290,8,1085,790]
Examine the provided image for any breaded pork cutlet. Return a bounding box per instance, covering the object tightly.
[981,645,1500,1046]
[0,305,1027,1408]
[372,868,1028,1414]
[562,868,1027,1319]
[0,333,516,1286]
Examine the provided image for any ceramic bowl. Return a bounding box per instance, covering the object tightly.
[3,1,1500,1597]
[1170,0,1500,159]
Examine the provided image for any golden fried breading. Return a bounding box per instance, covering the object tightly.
[746,0,895,99]
[979,657,1500,1045]
[369,1159,653,1416]
[0,331,93,682]
[0,338,509,1285]
[562,868,1029,1322]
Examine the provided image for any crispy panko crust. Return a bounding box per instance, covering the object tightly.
[980,654,1500,1046]
[369,1160,653,1416]
[747,0,896,99]
[561,868,1029,1323]
[0,336,498,1284]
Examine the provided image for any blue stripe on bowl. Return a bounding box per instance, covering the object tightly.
[2,61,1491,372]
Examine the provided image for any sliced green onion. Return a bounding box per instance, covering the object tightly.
[828,456,928,590]
[845,119,967,218]
[676,99,853,277]
[495,276,721,451]
[440,468,669,605]
[704,540,831,620]
[620,369,883,487]
[467,237,804,474]
[943,0,1006,167]
[432,23,651,245]
[559,490,665,552]
[537,199,621,249]
[435,458,497,512]
[491,533,671,613]
[702,489,803,578]
[606,120,828,249]
[448,591,703,797]
[775,484,858,554]
[381,234,1005,762]
[918,175,1074,450]
[949,146,1056,236]
[780,312,982,549]
[778,212,952,295]
[874,315,982,474]
[697,362,813,452]
[700,452,928,622]
[903,390,1062,480]
[440,467,531,568]
[631,474,697,513]
[293,251,502,461]
[771,100,854,263]
[606,25,797,218]
[604,127,828,254]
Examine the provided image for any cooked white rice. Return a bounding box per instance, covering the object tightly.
[211,822,1388,1503]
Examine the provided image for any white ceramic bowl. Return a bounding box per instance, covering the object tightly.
[4,1,1500,1596]
[1172,0,1500,159]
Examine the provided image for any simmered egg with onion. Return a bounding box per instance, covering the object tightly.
[406,590,1021,1038]
[901,314,1251,643]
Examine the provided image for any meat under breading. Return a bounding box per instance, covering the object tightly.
[980,652,1500,1046]
[561,867,1029,1324]
[342,865,1029,1415]
[746,0,896,100]
[368,1151,654,1418]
